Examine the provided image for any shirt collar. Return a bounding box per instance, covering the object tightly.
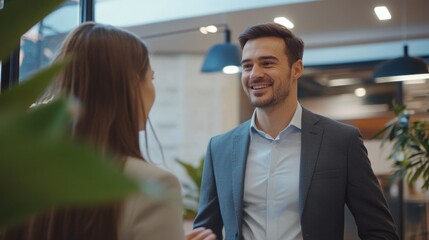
[290,103,302,130]
[250,103,303,134]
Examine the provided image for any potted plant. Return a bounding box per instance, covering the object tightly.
[374,102,429,190]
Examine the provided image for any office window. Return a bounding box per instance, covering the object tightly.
[19,0,79,82]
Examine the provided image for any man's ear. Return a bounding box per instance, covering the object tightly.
[292,59,303,80]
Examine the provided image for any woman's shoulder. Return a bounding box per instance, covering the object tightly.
[118,157,185,240]
[123,157,181,190]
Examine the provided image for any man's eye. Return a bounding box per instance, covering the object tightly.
[242,64,252,70]
[262,61,274,67]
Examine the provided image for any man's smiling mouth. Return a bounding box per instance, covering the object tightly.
[250,84,271,90]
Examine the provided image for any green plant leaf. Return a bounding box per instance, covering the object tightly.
[196,158,204,191]
[423,181,429,190]
[408,162,426,187]
[0,0,64,61]
[388,169,403,187]
[0,61,68,115]
[176,159,200,188]
[0,100,139,226]
[392,100,406,116]
[0,0,141,228]
[408,151,425,161]
[175,157,205,218]
[371,124,391,140]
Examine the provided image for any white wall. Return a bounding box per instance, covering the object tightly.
[364,140,394,174]
[140,53,240,182]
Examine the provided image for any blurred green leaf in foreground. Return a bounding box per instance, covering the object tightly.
[0,0,138,227]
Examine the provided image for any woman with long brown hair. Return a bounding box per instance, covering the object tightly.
[2,22,215,240]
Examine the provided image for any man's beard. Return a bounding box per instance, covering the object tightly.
[249,85,290,108]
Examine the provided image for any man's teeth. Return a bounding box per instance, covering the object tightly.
[253,85,268,90]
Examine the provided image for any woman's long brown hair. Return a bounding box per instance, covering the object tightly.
[1,22,151,240]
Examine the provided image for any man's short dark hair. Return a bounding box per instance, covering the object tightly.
[238,23,304,66]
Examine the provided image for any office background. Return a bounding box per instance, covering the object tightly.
[1,0,428,239]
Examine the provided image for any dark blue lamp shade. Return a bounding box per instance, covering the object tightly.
[201,42,241,73]
[373,45,428,81]
[201,28,241,73]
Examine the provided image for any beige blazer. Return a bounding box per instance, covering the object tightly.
[118,157,185,240]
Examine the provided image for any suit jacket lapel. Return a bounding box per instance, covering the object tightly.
[231,121,251,232]
[299,108,324,215]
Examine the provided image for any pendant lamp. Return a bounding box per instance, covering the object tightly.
[373,45,429,83]
[201,28,241,74]
[141,25,241,74]
[373,0,428,83]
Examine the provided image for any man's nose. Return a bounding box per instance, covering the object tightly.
[250,65,265,79]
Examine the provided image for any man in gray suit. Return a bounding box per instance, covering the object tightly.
[193,23,399,240]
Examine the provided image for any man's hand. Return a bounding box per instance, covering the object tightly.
[186,227,216,240]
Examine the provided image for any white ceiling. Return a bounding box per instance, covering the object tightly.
[96,0,315,28]
[124,0,429,63]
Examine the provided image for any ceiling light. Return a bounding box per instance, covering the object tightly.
[327,78,361,87]
[206,25,218,33]
[374,6,391,20]
[403,79,427,85]
[200,25,218,34]
[274,17,294,29]
[199,27,208,34]
[223,65,240,74]
[354,88,366,97]
[375,73,429,83]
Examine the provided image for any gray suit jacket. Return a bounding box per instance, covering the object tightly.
[194,108,398,240]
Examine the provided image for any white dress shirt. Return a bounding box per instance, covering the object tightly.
[242,104,303,240]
